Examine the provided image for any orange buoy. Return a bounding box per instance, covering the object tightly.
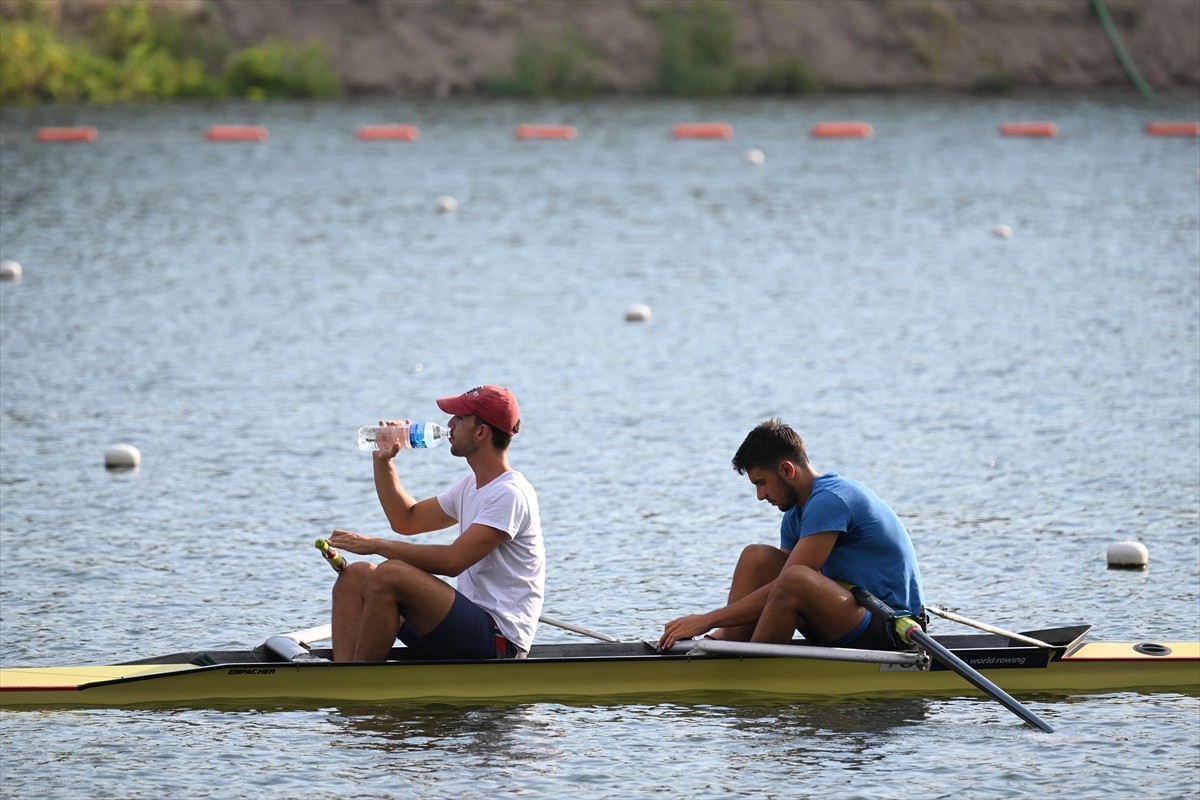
[357,124,420,141]
[35,127,97,143]
[515,124,578,140]
[1144,121,1200,137]
[811,121,873,139]
[999,122,1058,138]
[205,125,268,142]
[673,123,733,140]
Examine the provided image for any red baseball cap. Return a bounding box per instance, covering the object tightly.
[436,385,521,435]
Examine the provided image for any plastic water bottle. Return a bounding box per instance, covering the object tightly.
[357,422,449,451]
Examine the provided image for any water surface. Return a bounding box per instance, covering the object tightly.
[2,94,1198,798]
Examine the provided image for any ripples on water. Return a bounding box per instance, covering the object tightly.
[1,95,1198,797]
[1,694,1197,799]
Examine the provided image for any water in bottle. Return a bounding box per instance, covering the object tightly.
[357,422,450,451]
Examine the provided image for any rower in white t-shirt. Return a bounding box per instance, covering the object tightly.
[327,385,545,661]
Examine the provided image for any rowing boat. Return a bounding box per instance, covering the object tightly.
[2,624,1196,709]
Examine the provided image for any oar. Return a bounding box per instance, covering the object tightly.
[926,606,1056,649]
[538,614,621,642]
[314,539,622,644]
[851,586,1056,733]
[279,623,332,645]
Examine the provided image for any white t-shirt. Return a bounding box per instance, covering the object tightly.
[437,470,544,652]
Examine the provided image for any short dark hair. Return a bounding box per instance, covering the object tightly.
[476,415,518,451]
[732,418,809,474]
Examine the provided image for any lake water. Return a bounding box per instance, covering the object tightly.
[1,94,1198,799]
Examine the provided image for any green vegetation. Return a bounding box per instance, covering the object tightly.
[487,30,601,98]
[651,0,820,96]
[224,39,340,101]
[489,0,820,99]
[0,0,339,105]
[653,0,740,96]
[7,0,1052,104]
[741,55,820,96]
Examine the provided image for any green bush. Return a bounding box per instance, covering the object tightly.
[0,0,339,105]
[654,0,740,96]
[0,21,73,104]
[740,55,820,95]
[650,0,817,97]
[490,31,600,98]
[224,39,340,101]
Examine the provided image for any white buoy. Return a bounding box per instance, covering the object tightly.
[624,303,652,323]
[992,224,1013,239]
[744,148,765,165]
[0,259,21,281]
[104,444,141,470]
[436,195,458,213]
[1106,541,1148,569]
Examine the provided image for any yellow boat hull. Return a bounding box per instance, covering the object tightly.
[2,639,1197,709]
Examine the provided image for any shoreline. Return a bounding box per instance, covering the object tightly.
[3,0,1196,104]
[203,0,1200,98]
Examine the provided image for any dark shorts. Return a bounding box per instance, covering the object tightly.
[397,590,519,660]
[800,608,899,651]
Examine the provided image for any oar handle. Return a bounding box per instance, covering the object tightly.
[849,585,1055,733]
[847,585,922,647]
[315,538,347,572]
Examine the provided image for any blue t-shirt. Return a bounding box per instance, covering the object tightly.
[780,473,924,617]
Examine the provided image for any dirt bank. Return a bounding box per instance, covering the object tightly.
[33,0,1200,96]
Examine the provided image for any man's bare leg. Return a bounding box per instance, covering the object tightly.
[714,544,789,641]
[351,559,458,661]
[331,561,376,662]
[751,565,864,644]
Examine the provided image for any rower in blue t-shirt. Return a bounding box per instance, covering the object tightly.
[780,472,925,644]
[659,419,925,651]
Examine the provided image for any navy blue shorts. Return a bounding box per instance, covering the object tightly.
[800,608,898,651]
[397,590,518,660]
